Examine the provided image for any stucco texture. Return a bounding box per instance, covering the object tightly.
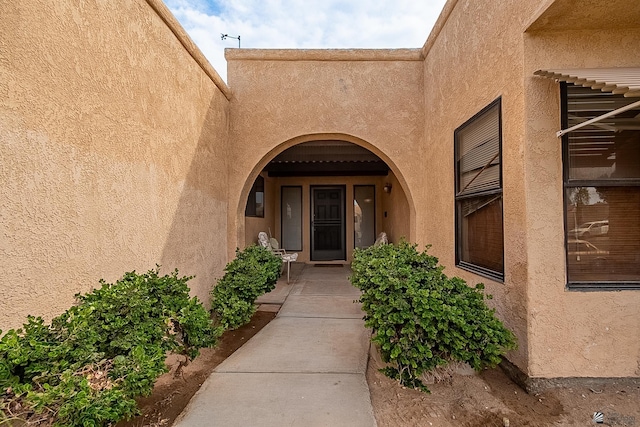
[225,0,640,380]
[420,0,537,376]
[1,0,230,331]
[225,50,422,261]
[421,0,640,378]
[523,26,640,377]
[2,0,639,382]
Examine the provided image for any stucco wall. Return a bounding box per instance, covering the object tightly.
[0,0,230,331]
[422,0,640,378]
[381,171,411,244]
[6,0,637,381]
[225,1,640,379]
[523,27,640,378]
[420,0,537,375]
[225,50,422,260]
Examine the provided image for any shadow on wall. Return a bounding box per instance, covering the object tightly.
[160,95,230,306]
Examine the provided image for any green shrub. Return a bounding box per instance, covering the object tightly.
[351,241,517,392]
[0,268,219,426]
[211,245,282,330]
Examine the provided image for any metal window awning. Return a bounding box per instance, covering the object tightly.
[534,68,640,137]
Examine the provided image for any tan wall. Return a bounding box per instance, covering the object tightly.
[0,0,230,331]
[225,50,423,260]
[523,27,640,378]
[422,0,640,378]
[5,0,636,380]
[226,1,640,378]
[381,171,411,244]
[420,0,537,374]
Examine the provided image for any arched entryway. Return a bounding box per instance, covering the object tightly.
[238,134,416,263]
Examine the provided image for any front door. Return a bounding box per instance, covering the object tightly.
[311,186,346,261]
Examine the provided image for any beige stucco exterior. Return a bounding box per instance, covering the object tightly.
[522,25,640,377]
[417,0,640,380]
[226,51,422,261]
[225,0,640,381]
[1,0,231,330]
[2,0,639,382]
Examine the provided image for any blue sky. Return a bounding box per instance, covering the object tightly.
[164,0,448,82]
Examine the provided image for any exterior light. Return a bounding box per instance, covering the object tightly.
[383,183,392,193]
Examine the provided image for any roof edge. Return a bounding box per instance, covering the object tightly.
[523,0,557,32]
[145,0,231,99]
[421,0,460,59]
[225,48,423,62]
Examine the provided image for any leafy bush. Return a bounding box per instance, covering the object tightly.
[351,241,517,392]
[211,245,282,330]
[0,268,219,426]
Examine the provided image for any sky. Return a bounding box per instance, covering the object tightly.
[165,0,448,82]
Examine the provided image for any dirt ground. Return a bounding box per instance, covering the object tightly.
[121,311,639,427]
[367,357,639,427]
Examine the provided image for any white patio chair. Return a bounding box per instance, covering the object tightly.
[374,232,388,246]
[258,232,298,283]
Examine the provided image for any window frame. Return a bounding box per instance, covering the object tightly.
[353,185,377,249]
[245,174,265,218]
[280,185,303,251]
[454,97,505,282]
[561,82,640,291]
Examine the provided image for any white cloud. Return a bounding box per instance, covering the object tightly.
[165,0,448,82]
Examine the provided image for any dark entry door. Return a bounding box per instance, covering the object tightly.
[311,186,346,261]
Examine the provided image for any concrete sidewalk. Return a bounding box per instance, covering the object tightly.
[174,264,377,427]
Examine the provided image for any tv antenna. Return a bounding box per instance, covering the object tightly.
[221,34,241,48]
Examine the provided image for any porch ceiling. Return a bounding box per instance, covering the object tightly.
[265,141,389,177]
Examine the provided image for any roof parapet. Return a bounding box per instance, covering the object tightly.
[145,0,231,100]
[225,48,423,62]
[421,0,460,60]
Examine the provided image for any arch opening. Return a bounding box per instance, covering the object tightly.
[238,134,416,263]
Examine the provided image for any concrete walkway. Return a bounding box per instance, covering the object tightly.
[174,264,377,427]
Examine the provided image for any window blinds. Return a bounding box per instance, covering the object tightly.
[457,104,500,196]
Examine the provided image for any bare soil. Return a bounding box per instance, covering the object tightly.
[120,311,639,427]
[367,358,639,427]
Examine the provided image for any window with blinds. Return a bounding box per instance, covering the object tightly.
[455,99,504,281]
[562,83,640,290]
[457,105,501,197]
